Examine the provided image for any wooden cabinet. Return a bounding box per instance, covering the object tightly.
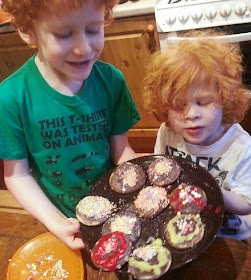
[0,32,37,81]
[0,32,36,190]
[99,15,161,152]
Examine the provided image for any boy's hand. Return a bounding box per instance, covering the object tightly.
[64,217,85,250]
[52,217,85,251]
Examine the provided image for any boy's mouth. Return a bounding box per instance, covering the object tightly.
[70,60,88,64]
[67,60,91,67]
[185,126,203,136]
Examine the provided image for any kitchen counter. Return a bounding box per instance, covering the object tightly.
[113,0,156,18]
[0,22,13,33]
[2,189,251,280]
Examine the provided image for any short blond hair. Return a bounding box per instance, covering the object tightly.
[1,0,118,32]
[143,30,250,125]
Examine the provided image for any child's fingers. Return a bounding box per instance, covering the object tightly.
[69,236,85,250]
[66,218,85,250]
[68,217,81,233]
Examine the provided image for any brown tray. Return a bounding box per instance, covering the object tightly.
[80,155,224,276]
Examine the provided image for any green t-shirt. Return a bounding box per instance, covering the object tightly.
[0,55,140,217]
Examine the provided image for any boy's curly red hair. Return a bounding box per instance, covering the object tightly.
[143,30,250,125]
[1,0,118,32]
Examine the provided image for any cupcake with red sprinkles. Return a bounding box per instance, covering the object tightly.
[169,183,207,214]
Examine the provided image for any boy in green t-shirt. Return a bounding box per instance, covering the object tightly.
[0,0,140,250]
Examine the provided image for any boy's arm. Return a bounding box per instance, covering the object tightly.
[221,188,251,215]
[110,133,137,165]
[3,158,84,250]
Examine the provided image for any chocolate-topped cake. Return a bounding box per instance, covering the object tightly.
[109,162,146,194]
[147,157,181,186]
[102,210,141,243]
[79,155,224,278]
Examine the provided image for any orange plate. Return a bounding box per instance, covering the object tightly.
[7,232,85,280]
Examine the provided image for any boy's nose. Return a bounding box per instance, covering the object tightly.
[184,104,200,120]
[73,34,91,56]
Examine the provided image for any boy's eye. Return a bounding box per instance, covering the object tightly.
[54,32,72,39]
[86,27,101,34]
[198,98,214,106]
[200,101,212,106]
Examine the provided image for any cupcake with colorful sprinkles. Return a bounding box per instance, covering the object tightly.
[134,186,169,218]
[147,157,181,186]
[76,196,116,226]
[128,239,172,280]
[102,211,142,243]
[109,162,146,194]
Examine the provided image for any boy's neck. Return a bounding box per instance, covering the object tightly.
[208,123,232,145]
[35,55,84,96]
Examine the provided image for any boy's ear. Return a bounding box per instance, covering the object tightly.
[17,29,37,46]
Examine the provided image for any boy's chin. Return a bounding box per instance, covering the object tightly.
[70,72,91,82]
[184,136,208,146]
[65,66,93,82]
